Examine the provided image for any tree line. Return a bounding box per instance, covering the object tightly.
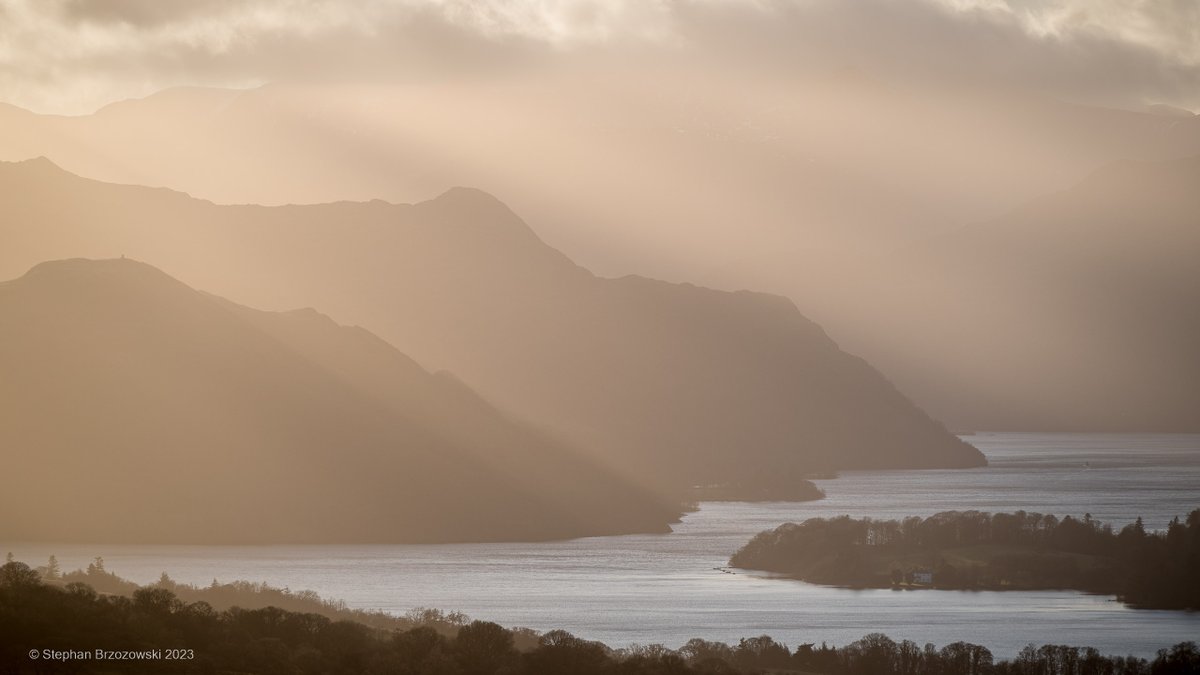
[2,559,1198,674]
[731,509,1200,608]
[26,553,442,635]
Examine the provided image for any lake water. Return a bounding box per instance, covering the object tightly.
[5,433,1200,658]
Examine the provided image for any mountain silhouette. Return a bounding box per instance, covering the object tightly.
[0,159,983,497]
[2,85,1197,434]
[0,257,681,544]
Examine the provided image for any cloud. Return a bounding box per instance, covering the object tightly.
[59,0,241,28]
[0,0,1197,114]
[666,0,1200,107]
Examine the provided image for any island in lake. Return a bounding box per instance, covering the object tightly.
[730,510,1200,610]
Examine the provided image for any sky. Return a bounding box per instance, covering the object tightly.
[1,0,1198,115]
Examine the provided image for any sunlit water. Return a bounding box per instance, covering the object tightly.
[5,433,1200,657]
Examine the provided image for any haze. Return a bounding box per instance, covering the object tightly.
[1,0,1197,432]
[3,1,1200,667]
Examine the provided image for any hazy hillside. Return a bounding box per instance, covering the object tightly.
[840,156,1200,431]
[0,159,983,495]
[1,83,1196,282]
[1,84,1197,434]
[0,258,681,544]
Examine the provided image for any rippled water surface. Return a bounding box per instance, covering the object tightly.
[6,433,1200,657]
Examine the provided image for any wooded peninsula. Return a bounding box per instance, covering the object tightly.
[731,509,1200,609]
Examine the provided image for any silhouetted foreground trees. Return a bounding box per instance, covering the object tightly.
[38,555,439,634]
[2,560,1198,674]
[732,510,1200,608]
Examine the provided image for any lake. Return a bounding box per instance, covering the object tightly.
[5,433,1199,658]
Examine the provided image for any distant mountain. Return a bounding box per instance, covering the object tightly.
[2,84,1198,434]
[0,258,681,544]
[0,160,983,496]
[840,156,1200,431]
[2,83,1197,234]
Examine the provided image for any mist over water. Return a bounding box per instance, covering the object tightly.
[7,433,1199,658]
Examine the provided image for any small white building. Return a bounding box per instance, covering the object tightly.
[912,570,934,585]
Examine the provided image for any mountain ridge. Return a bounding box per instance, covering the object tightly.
[0,257,681,544]
[0,160,985,494]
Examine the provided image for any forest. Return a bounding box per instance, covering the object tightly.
[730,509,1200,608]
[2,559,1198,675]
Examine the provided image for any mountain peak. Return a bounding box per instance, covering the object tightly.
[416,186,567,261]
[8,156,65,173]
[0,157,95,187]
[23,256,163,279]
[9,258,189,300]
[422,186,533,232]
[434,185,507,206]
